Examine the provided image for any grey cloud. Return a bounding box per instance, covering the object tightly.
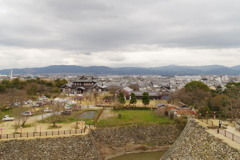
[1,0,240,51]
[0,0,240,69]
[82,52,91,55]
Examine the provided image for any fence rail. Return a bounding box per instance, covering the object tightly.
[0,124,95,140]
[217,129,240,144]
[198,117,240,144]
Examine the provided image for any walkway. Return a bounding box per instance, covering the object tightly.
[196,118,240,150]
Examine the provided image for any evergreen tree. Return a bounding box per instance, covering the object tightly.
[27,84,38,96]
[0,84,6,93]
[130,92,137,104]
[142,92,150,106]
[118,92,125,104]
[184,81,209,92]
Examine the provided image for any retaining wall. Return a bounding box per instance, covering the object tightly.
[0,125,183,160]
[161,118,240,160]
[91,125,183,147]
[0,135,99,160]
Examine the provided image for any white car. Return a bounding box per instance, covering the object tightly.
[21,111,33,116]
[2,115,14,121]
[64,106,72,110]
[44,108,53,113]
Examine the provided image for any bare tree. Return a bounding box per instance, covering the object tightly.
[12,107,30,132]
[92,91,98,105]
[170,88,210,109]
[220,87,240,121]
[107,85,121,94]
[0,94,8,111]
[48,101,65,127]
[83,92,91,108]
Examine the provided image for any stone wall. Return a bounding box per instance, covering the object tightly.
[0,135,99,160]
[91,125,183,147]
[161,118,240,160]
[91,125,184,160]
[0,125,184,160]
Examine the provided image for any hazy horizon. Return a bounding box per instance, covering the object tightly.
[0,64,239,70]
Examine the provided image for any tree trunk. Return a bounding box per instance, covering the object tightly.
[21,121,26,127]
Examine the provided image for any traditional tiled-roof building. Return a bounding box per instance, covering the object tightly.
[60,76,106,94]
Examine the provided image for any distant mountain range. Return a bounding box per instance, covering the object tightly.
[1,65,240,76]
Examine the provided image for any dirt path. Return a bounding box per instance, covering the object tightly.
[99,109,117,120]
[0,118,86,134]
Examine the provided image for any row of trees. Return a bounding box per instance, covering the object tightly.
[169,81,240,120]
[0,78,68,110]
[0,78,67,94]
[117,92,150,106]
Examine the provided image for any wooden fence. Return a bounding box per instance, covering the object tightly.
[198,117,240,144]
[217,129,240,144]
[0,124,94,140]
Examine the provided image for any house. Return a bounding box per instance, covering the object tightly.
[129,91,162,100]
[156,103,165,108]
[138,82,153,91]
[174,110,196,118]
[60,76,105,94]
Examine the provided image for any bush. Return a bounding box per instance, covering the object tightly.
[118,113,122,118]
[138,146,148,151]
[174,117,187,125]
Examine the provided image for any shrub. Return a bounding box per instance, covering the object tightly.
[118,113,122,118]
[174,116,187,125]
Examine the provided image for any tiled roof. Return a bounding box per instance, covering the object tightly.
[175,110,196,115]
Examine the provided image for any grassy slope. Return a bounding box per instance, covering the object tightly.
[97,110,173,128]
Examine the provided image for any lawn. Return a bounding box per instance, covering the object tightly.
[0,107,30,120]
[97,110,174,128]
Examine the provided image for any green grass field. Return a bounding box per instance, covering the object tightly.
[97,110,173,128]
[0,107,30,119]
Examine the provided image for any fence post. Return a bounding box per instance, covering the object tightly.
[64,130,65,135]
[7,134,8,139]
[27,133,28,138]
[52,131,53,136]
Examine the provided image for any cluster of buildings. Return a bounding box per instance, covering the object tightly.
[59,74,240,100]
[1,72,240,100]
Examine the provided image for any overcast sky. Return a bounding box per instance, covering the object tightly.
[0,0,240,69]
